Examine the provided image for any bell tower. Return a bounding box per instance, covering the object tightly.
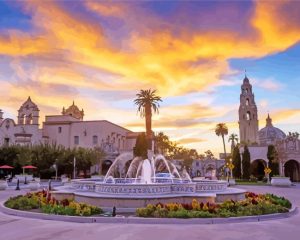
[238,75,259,144]
[17,97,40,125]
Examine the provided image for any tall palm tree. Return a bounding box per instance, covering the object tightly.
[215,123,228,158]
[228,133,238,153]
[134,89,162,150]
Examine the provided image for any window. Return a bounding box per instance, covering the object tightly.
[74,136,79,145]
[26,114,33,125]
[58,127,62,133]
[246,111,251,120]
[93,135,98,145]
[246,98,249,106]
[4,138,9,146]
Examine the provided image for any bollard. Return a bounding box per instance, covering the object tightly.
[48,179,52,191]
[24,176,27,185]
[15,179,20,190]
[112,206,116,217]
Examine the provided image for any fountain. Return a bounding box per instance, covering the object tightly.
[53,152,246,210]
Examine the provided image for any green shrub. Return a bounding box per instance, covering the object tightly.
[5,192,102,216]
[135,193,292,218]
[266,193,292,209]
[167,209,190,218]
[5,196,39,210]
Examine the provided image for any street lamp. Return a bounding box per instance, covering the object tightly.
[53,159,58,180]
[239,146,244,179]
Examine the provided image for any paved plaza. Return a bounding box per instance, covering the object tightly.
[0,185,299,240]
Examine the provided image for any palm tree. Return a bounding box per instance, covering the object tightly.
[134,89,162,150]
[215,123,229,158]
[228,133,238,153]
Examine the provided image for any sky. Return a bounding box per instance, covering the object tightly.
[0,0,300,156]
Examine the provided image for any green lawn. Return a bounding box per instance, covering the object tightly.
[235,181,270,186]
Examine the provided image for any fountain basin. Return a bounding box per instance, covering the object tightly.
[52,179,245,210]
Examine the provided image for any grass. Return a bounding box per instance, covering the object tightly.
[236,181,269,186]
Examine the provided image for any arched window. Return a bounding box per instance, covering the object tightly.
[246,111,251,120]
[26,114,33,125]
[246,98,249,106]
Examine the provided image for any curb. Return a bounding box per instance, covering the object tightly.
[0,201,297,225]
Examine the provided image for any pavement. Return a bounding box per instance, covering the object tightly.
[0,184,300,240]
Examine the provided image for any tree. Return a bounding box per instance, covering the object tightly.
[204,150,214,159]
[267,145,279,176]
[232,146,241,178]
[215,123,228,158]
[133,133,148,159]
[155,132,171,155]
[242,145,251,179]
[228,133,238,153]
[134,89,162,150]
[93,146,106,175]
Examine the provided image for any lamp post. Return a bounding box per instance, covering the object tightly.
[53,160,58,181]
[239,147,244,179]
[73,157,76,179]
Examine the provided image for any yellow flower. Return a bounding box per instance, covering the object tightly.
[192,199,200,210]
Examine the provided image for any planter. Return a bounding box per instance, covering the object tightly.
[228,178,236,186]
[0,180,8,190]
[271,177,292,187]
[28,181,40,191]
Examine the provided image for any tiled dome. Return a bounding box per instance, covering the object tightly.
[258,114,286,146]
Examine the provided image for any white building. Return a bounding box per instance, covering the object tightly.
[0,97,43,146]
[0,97,138,172]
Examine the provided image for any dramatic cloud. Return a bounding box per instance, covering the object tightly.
[176,137,206,145]
[0,0,300,153]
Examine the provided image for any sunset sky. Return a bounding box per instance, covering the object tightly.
[0,0,300,155]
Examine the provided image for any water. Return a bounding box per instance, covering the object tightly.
[103,152,191,184]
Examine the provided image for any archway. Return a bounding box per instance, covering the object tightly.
[284,160,300,182]
[250,159,266,181]
[102,160,112,175]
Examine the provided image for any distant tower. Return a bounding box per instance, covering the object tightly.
[17,97,40,125]
[238,75,259,144]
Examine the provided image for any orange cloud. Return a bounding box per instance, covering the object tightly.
[1,0,300,98]
[1,1,300,154]
[84,1,127,17]
[176,137,206,145]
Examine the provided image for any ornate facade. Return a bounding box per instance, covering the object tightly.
[238,76,259,144]
[0,97,42,145]
[0,98,138,172]
[238,77,300,181]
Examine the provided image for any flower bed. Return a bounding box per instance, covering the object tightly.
[5,190,102,216]
[136,192,292,218]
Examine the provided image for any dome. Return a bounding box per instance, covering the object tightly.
[62,101,84,120]
[258,114,286,146]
